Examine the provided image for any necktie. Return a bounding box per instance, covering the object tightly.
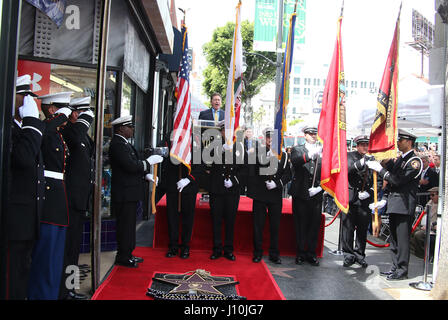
[214,110,218,122]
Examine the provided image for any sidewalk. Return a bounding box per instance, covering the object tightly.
[78,212,434,300]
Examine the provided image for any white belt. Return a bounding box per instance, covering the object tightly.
[44,170,64,180]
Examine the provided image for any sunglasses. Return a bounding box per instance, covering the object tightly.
[430,193,437,197]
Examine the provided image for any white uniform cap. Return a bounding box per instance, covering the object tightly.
[110,115,133,127]
[16,74,38,97]
[70,96,92,110]
[38,91,74,107]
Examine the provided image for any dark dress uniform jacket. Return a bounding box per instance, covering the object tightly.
[378,151,422,215]
[289,144,322,199]
[41,113,70,226]
[61,113,95,211]
[109,134,147,203]
[207,145,244,195]
[160,157,199,195]
[347,151,373,205]
[5,118,45,240]
[247,146,291,203]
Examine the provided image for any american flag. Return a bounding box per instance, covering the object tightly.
[170,24,192,171]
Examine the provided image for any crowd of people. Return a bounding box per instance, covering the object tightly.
[0,86,441,300]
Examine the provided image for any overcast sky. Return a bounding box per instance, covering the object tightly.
[173,0,435,80]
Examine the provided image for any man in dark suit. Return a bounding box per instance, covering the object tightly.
[342,135,374,268]
[0,75,44,300]
[59,96,95,300]
[28,91,74,300]
[417,155,438,205]
[289,126,323,266]
[109,115,163,268]
[367,129,423,280]
[207,124,244,261]
[198,93,225,124]
[247,128,291,264]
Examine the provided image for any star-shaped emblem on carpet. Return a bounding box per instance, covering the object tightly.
[153,272,238,295]
[268,266,297,278]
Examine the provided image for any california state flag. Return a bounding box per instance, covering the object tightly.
[224,0,244,146]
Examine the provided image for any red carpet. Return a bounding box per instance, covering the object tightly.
[154,195,325,257]
[91,247,285,300]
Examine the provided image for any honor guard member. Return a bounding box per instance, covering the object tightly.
[341,135,374,268]
[160,140,199,259]
[59,96,95,300]
[27,91,74,300]
[247,128,291,264]
[109,115,163,268]
[208,123,244,261]
[367,129,423,280]
[289,126,323,266]
[0,75,44,300]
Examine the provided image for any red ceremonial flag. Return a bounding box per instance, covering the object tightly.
[368,7,401,161]
[170,24,192,171]
[317,14,349,214]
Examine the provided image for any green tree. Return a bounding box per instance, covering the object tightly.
[202,20,276,126]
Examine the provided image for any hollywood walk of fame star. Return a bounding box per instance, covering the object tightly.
[153,272,238,295]
[268,267,297,279]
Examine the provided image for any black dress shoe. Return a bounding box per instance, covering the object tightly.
[295,256,305,265]
[307,256,319,266]
[210,252,222,260]
[252,256,262,263]
[269,256,282,264]
[356,259,368,268]
[180,248,190,259]
[224,252,236,261]
[132,256,144,263]
[386,272,408,281]
[166,248,178,258]
[343,259,355,267]
[115,258,138,268]
[65,290,88,300]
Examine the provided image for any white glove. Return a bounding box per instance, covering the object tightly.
[358,157,365,167]
[176,178,190,192]
[145,173,158,186]
[80,109,94,118]
[308,186,322,197]
[369,199,387,211]
[224,178,233,188]
[19,95,39,119]
[265,180,277,190]
[223,143,232,151]
[308,148,321,160]
[358,191,370,200]
[146,155,163,165]
[55,107,72,118]
[366,160,383,172]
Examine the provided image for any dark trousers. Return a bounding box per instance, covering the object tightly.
[59,207,85,298]
[113,201,137,261]
[166,192,197,250]
[389,213,413,275]
[0,240,35,300]
[209,193,240,254]
[341,203,371,262]
[252,199,282,258]
[292,196,322,259]
[28,223,66,300]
